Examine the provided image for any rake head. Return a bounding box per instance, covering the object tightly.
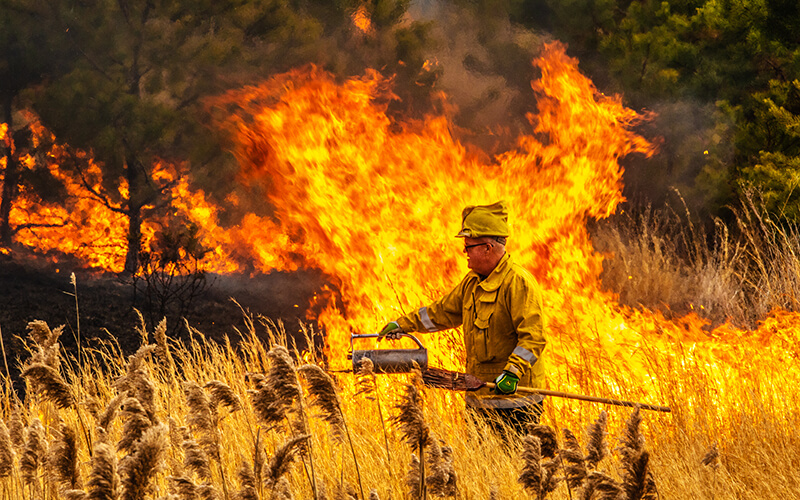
[422,367,486,391]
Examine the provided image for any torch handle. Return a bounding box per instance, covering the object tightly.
[485,383,672,413]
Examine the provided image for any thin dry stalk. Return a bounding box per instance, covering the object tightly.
[354,357,392,468]
[392,373,430,499]
[298,364,365,500]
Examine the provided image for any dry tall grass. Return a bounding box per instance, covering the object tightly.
[593,190,800,329]
[3,194,800,498]
[0,303,797,499]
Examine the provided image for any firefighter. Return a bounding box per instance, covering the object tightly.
[378,201,546,435]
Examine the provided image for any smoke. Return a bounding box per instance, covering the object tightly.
[408,1,551,153]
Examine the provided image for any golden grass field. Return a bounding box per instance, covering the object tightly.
[3,198,800,499]
[0,307,797,500]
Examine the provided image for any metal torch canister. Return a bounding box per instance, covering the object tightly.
[348,333,428,373]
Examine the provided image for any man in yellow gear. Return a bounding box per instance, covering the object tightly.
[378,201,546,434]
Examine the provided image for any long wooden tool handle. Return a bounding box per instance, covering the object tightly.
[486,383,671,413]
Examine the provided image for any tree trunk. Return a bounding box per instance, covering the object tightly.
[0,96,18,247]
[123,154,143,275]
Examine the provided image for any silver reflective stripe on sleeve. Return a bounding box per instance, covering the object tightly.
[419,307,438,332]
[513,346,538,364]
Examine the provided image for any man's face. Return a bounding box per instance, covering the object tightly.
[463,237,495,275]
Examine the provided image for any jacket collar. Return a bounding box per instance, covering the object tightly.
[469,253,513,292]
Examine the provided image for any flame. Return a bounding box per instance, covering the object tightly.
[206,42,655,372]
[351,5,374,35]
[4,42,800,418]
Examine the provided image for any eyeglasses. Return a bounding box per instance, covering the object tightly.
[463,243,491,253]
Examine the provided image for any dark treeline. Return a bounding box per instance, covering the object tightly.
[3,0,800,266]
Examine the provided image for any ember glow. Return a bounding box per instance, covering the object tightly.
[4,43,798,413]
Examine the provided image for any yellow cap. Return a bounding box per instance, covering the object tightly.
[456,201,510,238]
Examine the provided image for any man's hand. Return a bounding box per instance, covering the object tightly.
[492,371,520,395]
[377,321,404,341]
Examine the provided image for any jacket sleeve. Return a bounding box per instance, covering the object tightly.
[395,278,466,333]
[503,275,546,378]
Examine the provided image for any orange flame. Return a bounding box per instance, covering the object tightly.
[207,42,655,373]
[5,42,800,414]
[351,5,374,35]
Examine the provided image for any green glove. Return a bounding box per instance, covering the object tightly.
[377,321,403,341]
[492,371,519,395]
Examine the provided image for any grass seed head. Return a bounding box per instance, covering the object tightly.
[264,434,310,491]
[518,435,543,495]
[585,410,609,469]
[204,380,243,413]
[0,419,14,479]
[405,453,422,500]
[272,476,294,500]
[582,471,624,500]
[701,442,720,470]
[354,357,376,399]
[117,397,153,454]
[183,381,220,462]
[266,346,301,406]
[183,437,213,481]
[560,428,588,489]
[87,442,120,500]
[391,382,430,451]
[119,424,167,500]
[21,363,75,409]
[27,320,62,347]
[169,475,198,499]
[297,363,345,441]
[62,489,89,500]
[235,459,258,500]
[621,449,658,500]
[48,423,82,491]
[8,405,25,449]
[427,439,457,497]
[97,391,128,434]
[21,418,46,486]
[528,424,559,459]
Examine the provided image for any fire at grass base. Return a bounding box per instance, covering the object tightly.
[0,317,795,499]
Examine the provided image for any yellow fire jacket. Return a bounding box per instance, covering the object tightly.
[396,253,546,409]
